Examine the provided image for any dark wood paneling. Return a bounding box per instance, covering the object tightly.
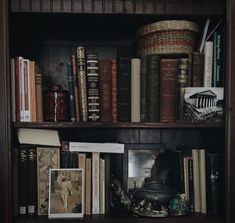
[0,1,11,223]
[10,0,225,15]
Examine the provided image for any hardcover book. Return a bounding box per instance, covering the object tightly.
[111,59,118,122]
[35,73,43,122]
[147,54,161,122]
[99,60,112,122]
[160,58,178,122]
[86,54,100,121]
[183,87,224,122]
[117,57,131,122]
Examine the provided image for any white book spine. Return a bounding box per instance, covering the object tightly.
[23,59,31,122]
[92,152,100,214]
[183,157,189,200]
[199,149,207,213]
[203,41,213,87]
[192,149,201,212]
[19,57,25,121]
[11,58,16,122]
[131,58,141,122]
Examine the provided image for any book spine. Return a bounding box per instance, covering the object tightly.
[131,58,141,122]
[86,54,100,122]
[192,52,204,87]
[19,57,25,121]
[29,61,36,122]
[72,54,80,121]
[18,145,28,215]
[27,146,37,215]
[215,32,223,87]
[206,153,222,215]
[79,153,86,214]
[85,157,92,215]
[140,55,148,122]
[147,54,161,122]
[188,157,195,212]
[192,149,201,212]
[70,151,78,168]
[12,147,19,216]
[92,152,100,214]
[14,57,20,122]
[104,154,111,213]
[213,32,217,87]
[178,58,189,119]
[35,73,43,122]
[99,158,105,214]
[203,41,213,87]
[183,157,189,200]
[117,57,131,122]
[67,62,76,122]
[111,59,118,122]
[99,60,112,122]
[199,149,207,213]
[77,46,88,122]
[160,59,178,122]
[11,58,16,122]
[23,59,31,122]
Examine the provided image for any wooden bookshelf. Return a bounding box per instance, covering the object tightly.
[1,0,235,223]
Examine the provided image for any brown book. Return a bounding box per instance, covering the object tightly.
[111,59,118,122]
[14,56,21,122]
[78,153,86,214]
[99,60,112,122]
[85,157,92,215]
[192,52,204,87]
[29,61,36,122]
[72,54,80,122]
[160,59,178,122]
[35,73,43,122]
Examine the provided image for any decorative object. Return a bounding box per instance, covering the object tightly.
[48,168,84,219]
[123,143,164,192]
[137,20,199,55]
[45,84,69,122]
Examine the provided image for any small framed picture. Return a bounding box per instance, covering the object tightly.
[123,144,164,192]
[48,168,84,219]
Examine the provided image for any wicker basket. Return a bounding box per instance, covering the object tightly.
[137,20,199,55]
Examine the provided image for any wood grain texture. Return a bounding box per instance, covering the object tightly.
[10,0,225,15]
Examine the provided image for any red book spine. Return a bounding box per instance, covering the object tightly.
[160,59,178,122]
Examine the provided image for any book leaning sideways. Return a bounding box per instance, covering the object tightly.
[69,142,124,154]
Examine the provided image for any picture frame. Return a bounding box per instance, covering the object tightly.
[123,143,164,192]
[48,168,84,219]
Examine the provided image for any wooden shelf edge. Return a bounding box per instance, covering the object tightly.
[14,213,223,223]
[12,121,224,129]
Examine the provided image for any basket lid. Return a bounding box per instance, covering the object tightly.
[137,20,199,36]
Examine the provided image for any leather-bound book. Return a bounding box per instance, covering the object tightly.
[111,59,118,122]
[77,46,88,122]
[160,58,178,122]
[117,57,131,122]
[192,52,204,87]
[72,54,80,121]
[18,145,28,215]
[99,60,112,122]
[35,73,43,122]
[27,146,37,215]
[67,62,76,122]
[147,54,161,122]
[140,55,148,122]
[86,54,100,122]
[206,153,223,215]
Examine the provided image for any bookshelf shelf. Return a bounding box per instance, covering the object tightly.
[14,214,223,223]
[13,121,224,129]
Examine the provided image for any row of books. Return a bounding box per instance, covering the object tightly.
[176,148,222,215]
[15,141,124,217]
[11,57,43,122]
